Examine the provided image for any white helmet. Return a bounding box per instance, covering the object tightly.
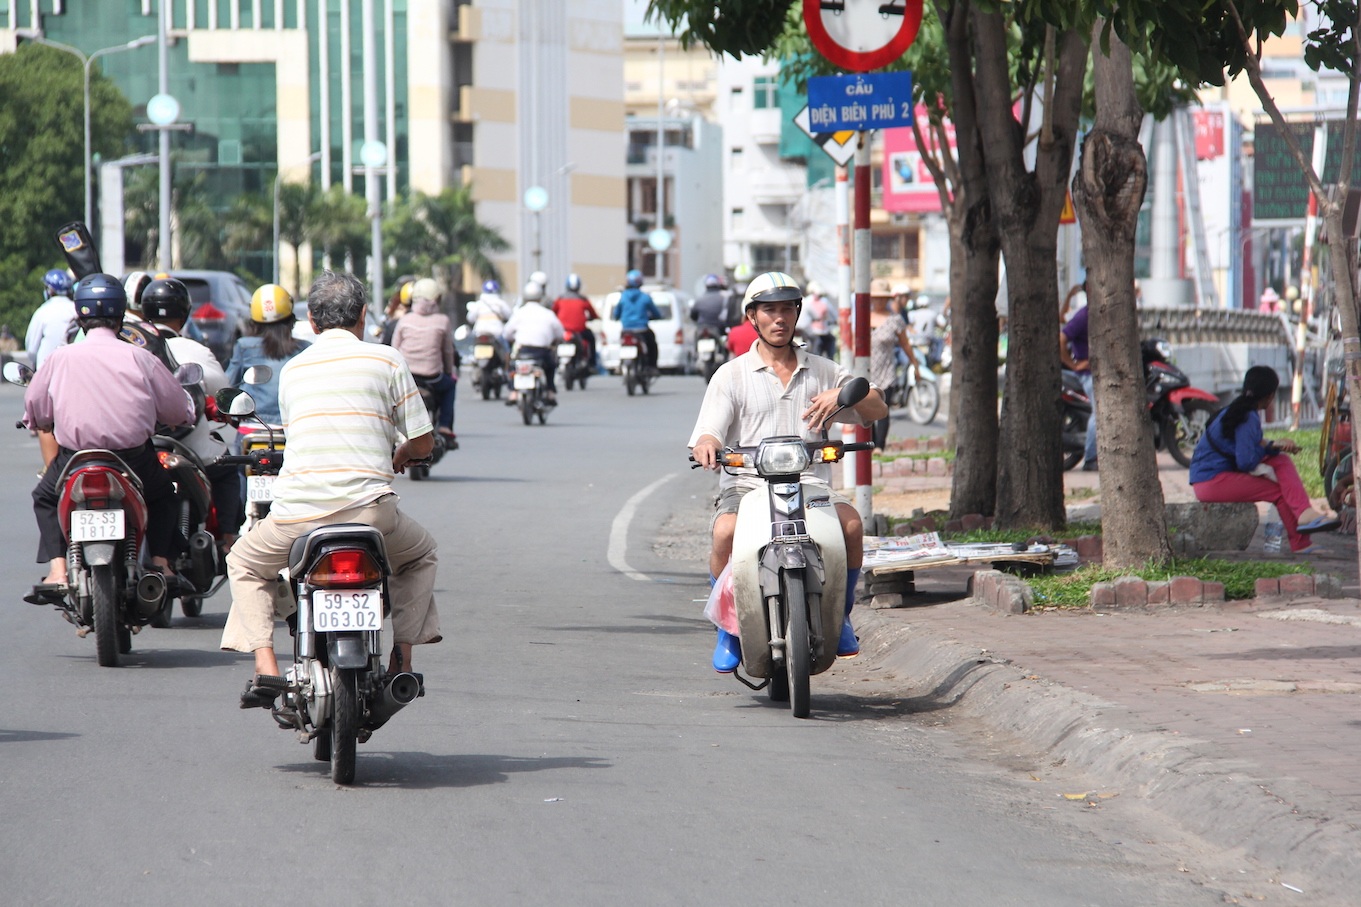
[529,270,548,289]
[411,278,439,302]
[522,281,545,303]
[742,271,804,313]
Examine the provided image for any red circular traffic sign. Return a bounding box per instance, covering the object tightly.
[803,0,923,72]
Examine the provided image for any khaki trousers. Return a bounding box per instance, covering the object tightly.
[220,494,442,654]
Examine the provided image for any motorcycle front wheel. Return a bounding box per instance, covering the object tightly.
[92,564,120,667]
[782,570,811,718]
[331,666,358,784]
[906,381,940,424]
[1165,399,1219,468]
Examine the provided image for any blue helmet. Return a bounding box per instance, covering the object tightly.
[43,269,72,297]
[482,279,500,295]
[704,273,722,290]
[565,273,582,293]
[73,273,127,321]
[625,269,643,288]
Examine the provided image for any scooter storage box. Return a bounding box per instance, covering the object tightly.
[731,482,847,679]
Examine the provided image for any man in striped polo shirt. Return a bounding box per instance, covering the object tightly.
[222,270,442,710]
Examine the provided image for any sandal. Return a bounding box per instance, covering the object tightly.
[239,674,288,710]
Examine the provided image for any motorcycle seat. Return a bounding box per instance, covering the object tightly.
[288,523,390,575]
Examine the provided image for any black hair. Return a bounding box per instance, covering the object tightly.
[1219,365,1279,435]
[306,270,367,331]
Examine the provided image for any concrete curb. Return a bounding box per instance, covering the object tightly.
[856,607,1361,904]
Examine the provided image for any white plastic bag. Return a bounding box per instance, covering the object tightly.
[703,560,739,635]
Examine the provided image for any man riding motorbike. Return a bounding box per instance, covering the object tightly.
[391,277,459,449]
[612,269,662,376]
[552,273,600,372]
[221,269,442,710]
[141,276,244,550]
[503,281,565,404]
[687,271,887,672]
[22,274,196,603]
[691,273,732,335]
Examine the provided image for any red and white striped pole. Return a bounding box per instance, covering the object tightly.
[852,133,873,519]
[836,162,854,489]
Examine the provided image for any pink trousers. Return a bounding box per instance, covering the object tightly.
[1192,454,1312,552]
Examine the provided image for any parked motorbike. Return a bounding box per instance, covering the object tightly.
[619,330,655,396]
[409,376,453,480]
[511,355,554,426]
[1142,339,1221,466]
[214,386,424,785]
[5,359,203,667]
[471,333,507,400]
[694,377,876,718]
[695,326,728,383]
[557,331,593,391]
[1060,369,1091,472]
[887,359,940,424]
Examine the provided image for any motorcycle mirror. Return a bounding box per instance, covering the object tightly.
[215,387,258,418]
[2,360,33,387]
[453,324,470,342]
[241,365,273,385]
[837,376,871,409]
[175,363,204,386]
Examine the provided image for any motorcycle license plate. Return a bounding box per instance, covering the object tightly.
[618,345,638,360]
[697,338,717,355]
[312,589,383,632]
[71,509,124,542]
[474,344,495,360]
[246,475,275,502]
[557,343,577,360]
[513,373,538,390]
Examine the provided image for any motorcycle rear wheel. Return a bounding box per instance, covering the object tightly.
[1166,399,1219,468]
[181,595,203,618]
[520,396,533,426]
[331,666,358,784]
[409,464,429,481]
[1061,409,1086,472]
[782,571,812,719]
[624,363,636,397]
[92,564,120,667]
[906,382,940,424]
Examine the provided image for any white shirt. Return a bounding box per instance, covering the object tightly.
[165,333,230,463]
[25,295,76,369]
[688,347,860,493]
[503,302,565,349]
[466,293,512,338]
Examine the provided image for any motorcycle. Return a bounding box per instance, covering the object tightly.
[5,359,203,667]
[887,359,940,424]
[214,386,424,785]
[557,331,593,391]
[695,326,728,383]
[1142,338,1221,466]
[409,375,454,480]
[1060,369,1091,472]
[471,332,507,400]
[619,330,655,396]
[152,433,224,622]
[511,355,554,426]
[695,377,876,718]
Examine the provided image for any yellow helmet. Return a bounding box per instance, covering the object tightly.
[399,281,415,306]
[250,284,294,323]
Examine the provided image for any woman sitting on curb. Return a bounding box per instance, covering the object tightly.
[1189,365,1339,555]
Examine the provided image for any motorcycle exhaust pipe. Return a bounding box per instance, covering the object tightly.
[364,671,422,732]
[186,530,217,589]
[135,572,167,617]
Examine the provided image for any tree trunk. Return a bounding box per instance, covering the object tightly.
[1074,21,1171,567]
[973,13,1086,530]
[939,0,1000,518]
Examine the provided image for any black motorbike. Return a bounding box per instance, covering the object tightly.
[557,331,593,391]
[471,333,507,400]
[1060,369,1092,472]
[695,325,728,383]
[409,376,453,480]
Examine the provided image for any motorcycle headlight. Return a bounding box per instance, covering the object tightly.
[756,439,811,476]
[1155,339,1173,361]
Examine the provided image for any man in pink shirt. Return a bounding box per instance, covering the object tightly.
[23,274,196,593]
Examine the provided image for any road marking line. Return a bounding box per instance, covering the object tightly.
[609,472,678,582]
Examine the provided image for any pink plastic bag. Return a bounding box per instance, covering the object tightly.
[703,560,739,635]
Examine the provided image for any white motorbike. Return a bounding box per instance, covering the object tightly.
[697,377,875,718]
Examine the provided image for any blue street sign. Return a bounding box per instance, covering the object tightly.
[806,71,914,132]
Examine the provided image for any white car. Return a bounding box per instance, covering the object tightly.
[598,285,694,375]
[292,299,386,344]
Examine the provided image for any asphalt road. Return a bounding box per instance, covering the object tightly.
[0,371,1235,905]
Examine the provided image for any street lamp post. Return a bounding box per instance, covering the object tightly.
[273,151,323,286]
[17,33,156,229]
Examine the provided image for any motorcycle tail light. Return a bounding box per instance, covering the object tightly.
[622,334,638,347]
[516,361,534,374]
[70,470,123,507]
[309,549,383,587]
[674,328,684,345]
[157,450,184,470]
[192,302,227,323]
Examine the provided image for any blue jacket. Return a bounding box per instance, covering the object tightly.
[612,288,662,331]
[1188,409,1278,484]
[224,334,310,424]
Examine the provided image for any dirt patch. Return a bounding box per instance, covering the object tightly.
[873,487,953,520]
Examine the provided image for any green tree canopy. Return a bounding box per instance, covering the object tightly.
[383,186,509,292]
[0,43,132,333]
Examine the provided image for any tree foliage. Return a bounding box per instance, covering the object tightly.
[383,186,509,292]
[0,44,132,335]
